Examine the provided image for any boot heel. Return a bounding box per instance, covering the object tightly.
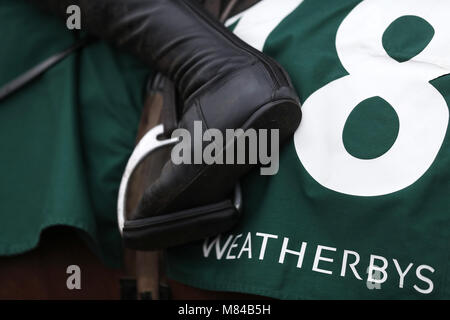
[242,98,302,144]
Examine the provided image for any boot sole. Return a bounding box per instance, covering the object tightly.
[123,98,301,250]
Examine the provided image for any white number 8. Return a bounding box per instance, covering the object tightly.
[295,0,450,196]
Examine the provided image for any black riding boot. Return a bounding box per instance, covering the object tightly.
[32,0,302,249]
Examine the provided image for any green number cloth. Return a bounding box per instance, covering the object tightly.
[166,0,450,299]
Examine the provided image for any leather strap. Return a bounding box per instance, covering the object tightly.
[0,37,92,102]
[151,74,179,138]
[220,0,238,22]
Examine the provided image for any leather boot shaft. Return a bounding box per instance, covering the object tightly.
[30,0,276,102]
[30,0,302,249]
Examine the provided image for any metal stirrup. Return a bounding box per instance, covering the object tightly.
[117,124,179,235]
[117,124,242,235]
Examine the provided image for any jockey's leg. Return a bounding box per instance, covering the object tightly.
[30,0,301,250]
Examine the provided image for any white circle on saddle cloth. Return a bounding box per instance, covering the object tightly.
[295,0,450,197]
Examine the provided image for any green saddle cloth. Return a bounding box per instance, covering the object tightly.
[0,0,148,268]
[166,0,450,299]
[1,0,449,299]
